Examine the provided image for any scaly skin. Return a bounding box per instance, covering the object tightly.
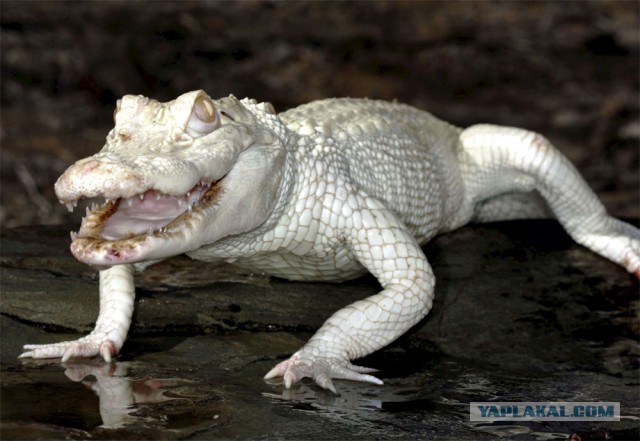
[21,91,640,393]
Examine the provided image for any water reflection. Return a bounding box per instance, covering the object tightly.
[62,362,190,429]
[5,352,637,440]
[5,359,211,436]
[263,381,384,411]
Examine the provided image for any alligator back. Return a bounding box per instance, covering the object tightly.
[280,98,465,241]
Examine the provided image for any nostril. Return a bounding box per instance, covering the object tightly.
[77,159,102,173]
[118,132,131,143]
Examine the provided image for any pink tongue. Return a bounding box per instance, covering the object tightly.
[101,187,208,240]
[122,190,185,218]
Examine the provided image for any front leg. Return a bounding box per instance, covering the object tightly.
[20,264,135,362]
[265,198,434,393]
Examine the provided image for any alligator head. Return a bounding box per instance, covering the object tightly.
[55,90,287,267]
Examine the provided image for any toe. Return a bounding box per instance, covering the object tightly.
[20,343,66,360]
[264,360,291,380]
[314,372,337,394]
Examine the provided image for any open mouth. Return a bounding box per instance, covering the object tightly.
[68,178,225,242]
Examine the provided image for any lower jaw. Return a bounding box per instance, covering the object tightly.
[70,234,148,267]
[70,207,205,266]
[68,181,225,266]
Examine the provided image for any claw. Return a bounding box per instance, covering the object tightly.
[100,341,116,363]
[264,361,289,380]
[61,346,75,363]
[315,374,337,394]
[18,351,33,359]
[284,372,295,389]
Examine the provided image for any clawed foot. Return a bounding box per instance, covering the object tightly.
[264,351,383,394]
[20,336,119,363]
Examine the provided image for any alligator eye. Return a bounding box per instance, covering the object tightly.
[186,95,220,137]
[194,95,216,122]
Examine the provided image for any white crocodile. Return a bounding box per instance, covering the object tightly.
[20,90,639,393]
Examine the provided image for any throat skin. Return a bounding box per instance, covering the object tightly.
[20,91,640,395]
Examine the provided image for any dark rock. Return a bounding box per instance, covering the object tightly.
[1,222,638,439]
[419,221,639,377]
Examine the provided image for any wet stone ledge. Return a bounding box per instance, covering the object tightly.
[1,221,638,440]
[1,221,637,373]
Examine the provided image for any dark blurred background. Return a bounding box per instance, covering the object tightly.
[1,0,638,228]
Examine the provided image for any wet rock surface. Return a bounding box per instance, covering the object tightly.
[1,222,638,440]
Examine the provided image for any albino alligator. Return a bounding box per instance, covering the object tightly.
[20,91,640,393]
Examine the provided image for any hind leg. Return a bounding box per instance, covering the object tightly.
[458,124,639,277]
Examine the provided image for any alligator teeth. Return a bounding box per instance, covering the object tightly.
[139,194,144,201]
[70,231,78,241]
[127,198,133,207]
[65,200,79,212]
[85,207,91,216]
[178,198,183,206]
[156,193,161,201]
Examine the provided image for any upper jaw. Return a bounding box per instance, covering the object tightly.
[55,121,255,206]
[54,156,148,205]
[56,152,229,267]
[54,153,219,205]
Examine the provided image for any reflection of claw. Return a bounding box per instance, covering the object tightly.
[63,361,123,382]
[62,362,136,429]
[60,361,197,429]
